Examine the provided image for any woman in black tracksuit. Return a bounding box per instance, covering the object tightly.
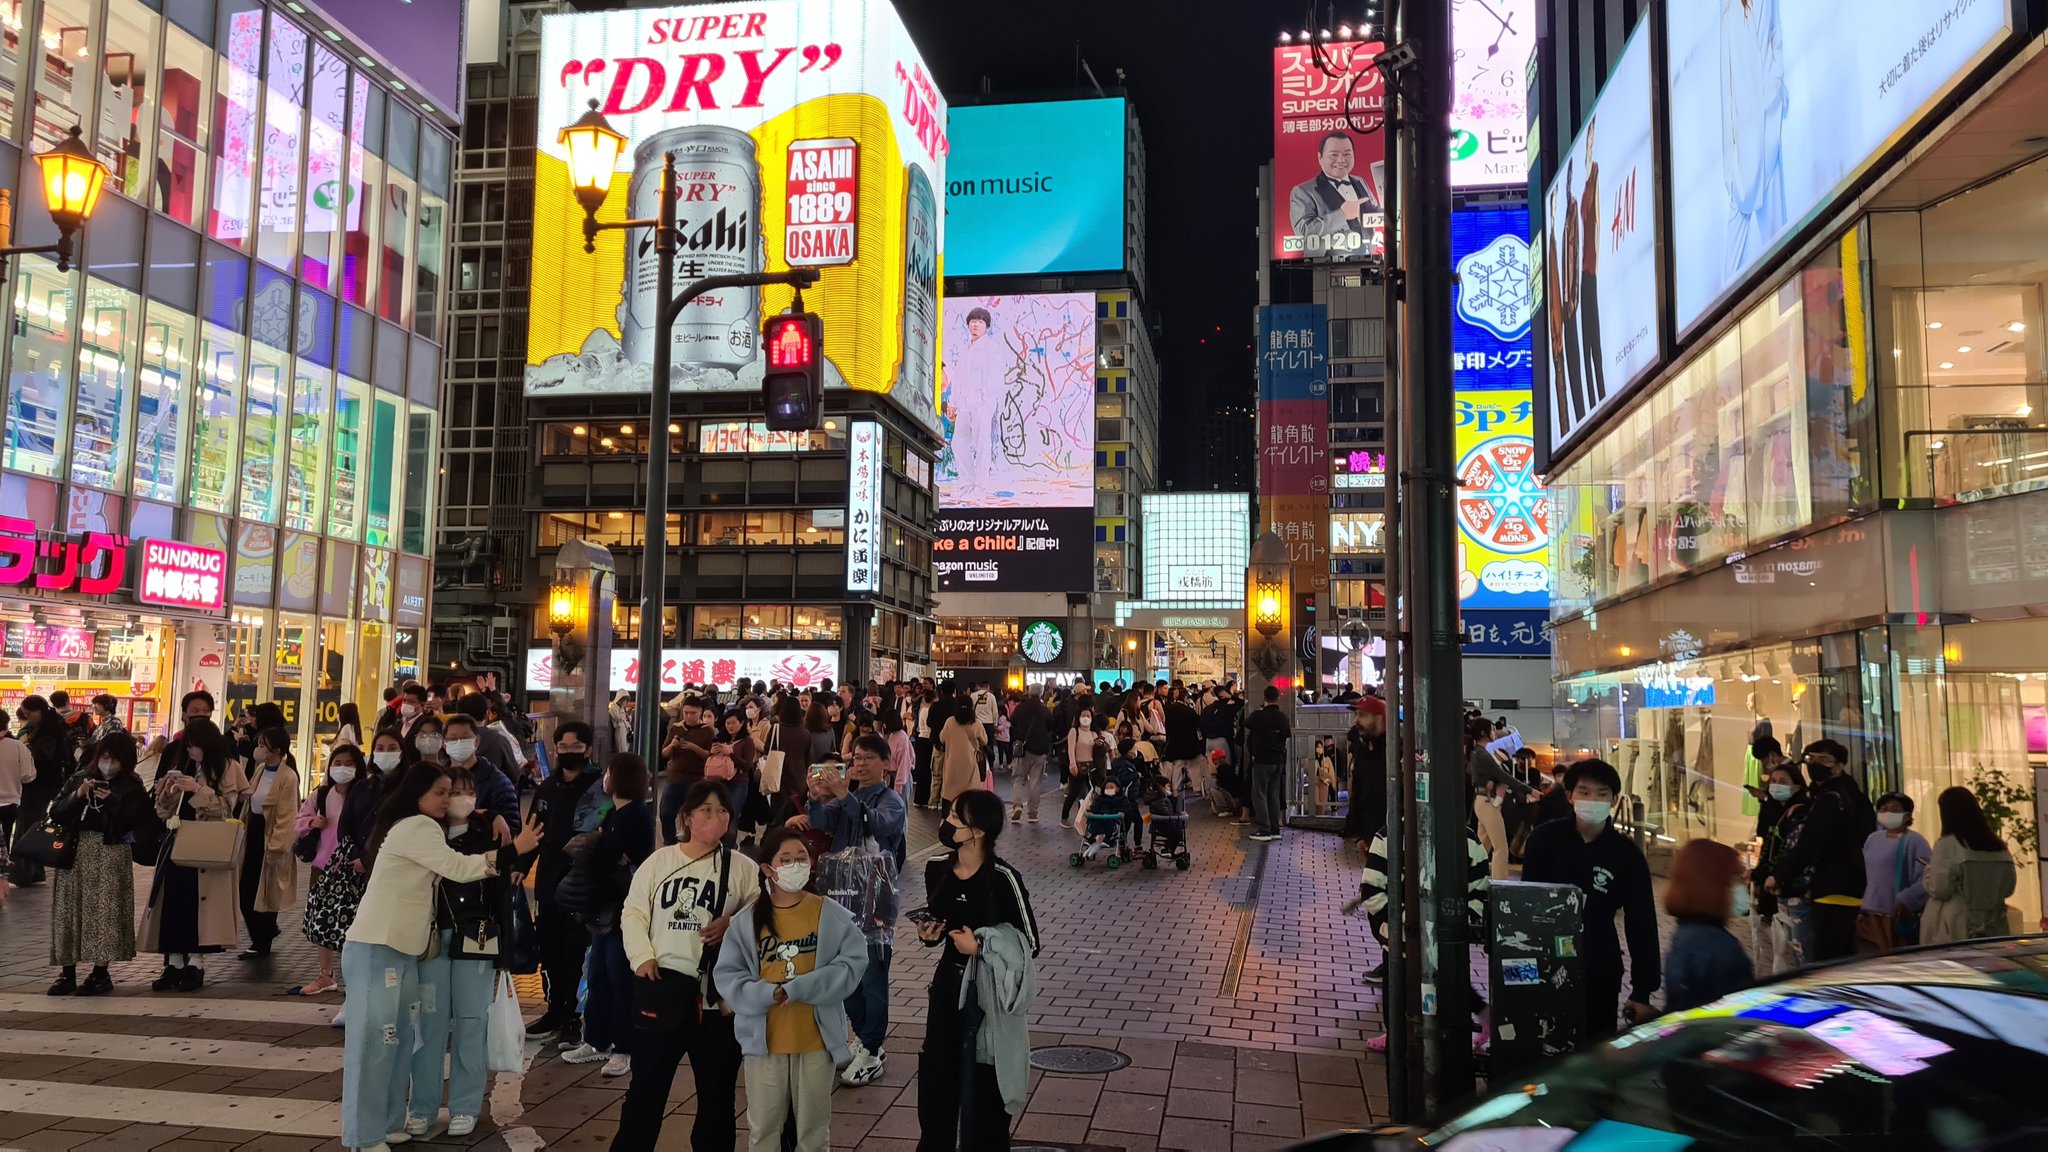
[916,790,1039,1151]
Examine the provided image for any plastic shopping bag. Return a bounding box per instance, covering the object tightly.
[487,972,525,1074]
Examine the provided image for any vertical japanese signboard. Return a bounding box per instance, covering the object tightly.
[1258,305,1329,594]
[846,420,882,595]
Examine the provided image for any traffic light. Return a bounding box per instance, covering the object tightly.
[762,310,824,431]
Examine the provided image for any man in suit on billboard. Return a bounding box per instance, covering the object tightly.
[1288,132,1379,255]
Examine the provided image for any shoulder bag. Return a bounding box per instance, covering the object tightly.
[14,816,76,870]
[759,726,786,795]
[697,846,735,1009]
[169,815,241,869]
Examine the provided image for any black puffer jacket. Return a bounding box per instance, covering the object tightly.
[1771,773,1874,901]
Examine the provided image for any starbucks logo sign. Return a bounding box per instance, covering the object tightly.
[1019,620,1064,665]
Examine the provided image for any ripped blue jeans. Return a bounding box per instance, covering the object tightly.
[341,941,420,1149]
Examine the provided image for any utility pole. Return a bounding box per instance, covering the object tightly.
[1391,0,1474,1112]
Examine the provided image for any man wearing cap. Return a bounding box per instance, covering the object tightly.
[1344,695,1388,852]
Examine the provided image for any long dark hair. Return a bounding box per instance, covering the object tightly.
[337,702,363,741]
[177,718,231,789]
[1937,786,2006,853]
[364,761,453,869]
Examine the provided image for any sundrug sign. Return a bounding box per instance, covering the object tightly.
[138,540,228,611]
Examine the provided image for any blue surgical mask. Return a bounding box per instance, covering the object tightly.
[1768,783,1794,802]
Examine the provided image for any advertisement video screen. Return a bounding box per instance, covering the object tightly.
[1666,0,2012,335]
[1273,42,1387,262]
[1451,0,1534,188]
[524,1,945,437]
[1453,205,1534,392]
[1456,391,1549,610]
[934,292,1096,592]
[944,98,1126,277]
[1541,20,1659,454]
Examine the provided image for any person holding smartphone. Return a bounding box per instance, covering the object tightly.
[46,731,153,995]
[915,790,1038,1151]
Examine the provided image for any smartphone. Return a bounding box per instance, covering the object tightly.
[905,907,939,927]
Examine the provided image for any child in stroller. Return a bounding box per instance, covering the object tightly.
[1140,772,1191,871]
[1070,751,1145,868]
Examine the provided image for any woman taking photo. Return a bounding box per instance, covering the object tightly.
[46,731,152,995]
[239,726,301,959]
[916,789,1039,1151]
[404,766,513,1138]
[715,828,867,1152]
[295,743,371,998]
[613,781,760,1152]
[141,718,250,992]
[342,764,538,1152]
[1924,786,2019,944]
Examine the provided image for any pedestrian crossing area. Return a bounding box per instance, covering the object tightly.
[0,985,545,1150]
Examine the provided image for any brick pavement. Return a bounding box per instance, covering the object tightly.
[0,781,1748,1151]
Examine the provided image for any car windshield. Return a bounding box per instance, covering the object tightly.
[1426,948,2048,1150]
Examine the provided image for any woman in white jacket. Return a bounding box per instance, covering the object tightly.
[613,780,761,1152]
[339,764,539,1152]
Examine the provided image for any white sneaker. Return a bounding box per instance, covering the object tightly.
[331,1006,346,1027]
[403,1117,432,1137]
[601,1053,632,1078]
[560,1042,609,1065]
[385,1131,413,1145]
[841,1050,884,1086]
[447,1116,477,1138]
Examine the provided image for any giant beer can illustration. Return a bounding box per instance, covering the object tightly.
[619,126,762,372]
[899,164,938,422]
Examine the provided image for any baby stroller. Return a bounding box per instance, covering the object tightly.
[1070,761,1142,869]
[1141,776,1192,871]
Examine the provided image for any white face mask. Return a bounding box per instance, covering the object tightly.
[1878,811,1906,831]
[447,795,478,821]
[773,860,811,891]
[97,758,118,778]
[1079,716,1092,729]
[1731,883,1751,918]
[328,763,358,785]
[1573,799,1613,827]
[416,734,445,756]
[371,750,403,772]
[400,702,419,718]
[444,738,478,763]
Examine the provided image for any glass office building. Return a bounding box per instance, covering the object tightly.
[0,0,451,770]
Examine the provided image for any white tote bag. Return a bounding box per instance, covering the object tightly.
[760,725,786,795]
[486,973,525,1073]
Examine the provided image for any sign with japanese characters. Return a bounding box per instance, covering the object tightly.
[933,509,1093,592]
[1273,42,1387,262]
[137,540,228,612]
[1455,391,1549,610]
[525,647,840,693]
[1259,305,1330,593]
[1333,449,1386,489]
[845,420,883,595]
[784,137,859,267]
[1459,609,1550,657]
[0,517,127,597]
[1452,205,1534,392]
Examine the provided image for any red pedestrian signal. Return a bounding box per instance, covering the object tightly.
[762,311,824,431]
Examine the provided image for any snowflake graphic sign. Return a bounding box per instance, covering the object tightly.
[1450,206,1536,393]
[1456,232,1532,340]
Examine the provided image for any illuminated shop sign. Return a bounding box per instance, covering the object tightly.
[697,421,828,454]
[525,646,840,693]
[137,540,228,611]
[0,517,127,596]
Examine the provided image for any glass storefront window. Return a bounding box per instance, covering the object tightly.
[70,277,143,491]
[133,303,196,502]
[226,610,267,720]
[1741,283,1810,541]
[364,392,400,547]
[744,605,791,641]
[31,0,97,156]
[256,16,307,269]
[207,1,263,251]
[0,0,26,138]
[379,107,417,325]
[400,405,435,555]
[353,619,387,732]
[329,374,368,539]
[342,79,381,310]
[302,44,349,293]
[793,606,842,642]
[104,0,161,201]
[286,358,330,531]
[415,129,449,339]
[273,611,308,738]
[694,604,742,641]
[797,509,845,545]
[313,617,351,764]
[240,338,286,522]
[4,256,77,478]
[154,22,213,227]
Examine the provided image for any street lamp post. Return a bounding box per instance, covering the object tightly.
[559,102,820,762]
[0,125,111,277]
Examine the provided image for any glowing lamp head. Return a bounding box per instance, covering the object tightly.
[36,125,107,233]
[559,100,626,215]
[547,580,579,634]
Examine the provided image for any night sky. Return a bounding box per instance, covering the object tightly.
[897,0,1271,491]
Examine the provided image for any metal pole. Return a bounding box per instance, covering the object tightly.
[1377,42,1413,1120]
[1400,0,1475,1112]
[636,155,678,764]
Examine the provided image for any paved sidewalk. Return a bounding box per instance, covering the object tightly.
[0,783,1398,1151]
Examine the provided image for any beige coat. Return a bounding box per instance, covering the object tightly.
[937,715,987,802]
[252,762,302,914]
[140,759,252,952]
[1922,833,2018,944]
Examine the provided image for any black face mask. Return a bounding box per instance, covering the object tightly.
[937,821,962,848]
[557,753,586,775]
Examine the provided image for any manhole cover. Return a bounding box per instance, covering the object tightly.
[1028,1045,1130,1074]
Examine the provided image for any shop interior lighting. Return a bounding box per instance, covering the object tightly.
[1930,439,1946,450]
[2010,321,2027,333]
[620,424,633,435]
[571,425,585,435]
[1927,321,1943,329]
[1939,362,1954,370]
[1957,346,1973,353]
